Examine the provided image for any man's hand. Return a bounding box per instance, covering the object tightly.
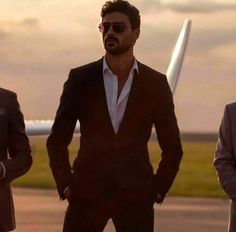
[155,194,164,204]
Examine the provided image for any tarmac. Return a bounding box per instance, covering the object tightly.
[13,188,229,232]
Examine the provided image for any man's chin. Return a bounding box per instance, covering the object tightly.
[106,50,121,55]
[105,47,119,55]
[105,42,117,49]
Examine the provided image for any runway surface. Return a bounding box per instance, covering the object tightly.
[13,188,229,232]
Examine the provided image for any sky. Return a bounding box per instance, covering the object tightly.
[1,0,236,133]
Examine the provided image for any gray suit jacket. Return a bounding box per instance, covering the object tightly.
[214,102,236,201]
[0,88,32,231]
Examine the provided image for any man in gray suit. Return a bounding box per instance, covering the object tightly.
[0,87,32,232]
[214,102,236,232]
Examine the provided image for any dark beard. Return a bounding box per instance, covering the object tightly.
[104,39,132,55]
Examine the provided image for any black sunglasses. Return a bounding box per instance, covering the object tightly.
[98,22,130,34]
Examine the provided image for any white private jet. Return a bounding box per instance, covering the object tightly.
[25,19,191,136]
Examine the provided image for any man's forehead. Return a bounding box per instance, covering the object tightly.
[102,12,129,22]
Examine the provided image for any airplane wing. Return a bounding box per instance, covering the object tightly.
[25,19,191,136]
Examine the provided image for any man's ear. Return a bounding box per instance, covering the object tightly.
[134,28,140,40]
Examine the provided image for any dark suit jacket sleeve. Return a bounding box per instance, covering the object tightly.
[2,92,32,183]
[214,104,236,201]
[47,70,78,199]
[153,75,183,202]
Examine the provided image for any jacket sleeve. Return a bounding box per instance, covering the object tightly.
[214,105,236,201]
[47,70,78,199]
[2,92,32,183]
[153,75,183,202]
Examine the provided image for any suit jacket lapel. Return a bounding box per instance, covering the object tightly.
[117,65,145,137]
[92,59,116,136]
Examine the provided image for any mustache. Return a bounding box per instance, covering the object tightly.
[105,37,119,43]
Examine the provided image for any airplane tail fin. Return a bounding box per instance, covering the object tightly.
[166,19,191,93]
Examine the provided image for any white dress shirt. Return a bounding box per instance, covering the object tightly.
[103,57,138,134]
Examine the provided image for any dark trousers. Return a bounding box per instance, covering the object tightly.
[0,225,7,232]
[63,196,154,232]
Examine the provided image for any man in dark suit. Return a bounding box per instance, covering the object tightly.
[47,1,183,231]
[0,88,32,232]
[214,102,236,232]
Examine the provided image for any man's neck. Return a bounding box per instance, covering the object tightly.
[105,52,135,77]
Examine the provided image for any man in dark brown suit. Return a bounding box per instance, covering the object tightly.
[47,1,183,231]
[0,88,32,232]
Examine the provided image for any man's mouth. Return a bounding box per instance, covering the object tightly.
[105,37,118,45]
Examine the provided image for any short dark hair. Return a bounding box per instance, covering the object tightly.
[101,0,140,29]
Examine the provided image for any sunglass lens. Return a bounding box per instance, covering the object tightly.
[98,23,104,33]
[103,23,111,34]
[99,22,127,34]
[113,23,125,33]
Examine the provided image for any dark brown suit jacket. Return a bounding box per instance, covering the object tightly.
[47,58,183,203]
[0,88,32,231]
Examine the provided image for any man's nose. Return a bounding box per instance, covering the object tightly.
[107,25,114,34]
